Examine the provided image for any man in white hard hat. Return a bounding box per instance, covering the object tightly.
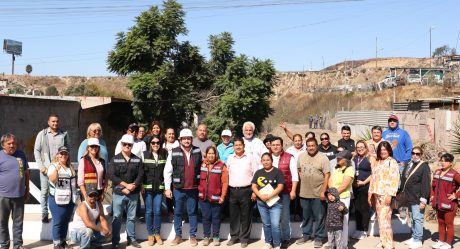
[164,128,202,247]
[109,134,144,249]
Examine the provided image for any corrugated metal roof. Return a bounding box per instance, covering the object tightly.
[336,111,392,127]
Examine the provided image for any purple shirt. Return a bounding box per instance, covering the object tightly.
[0,150,28,198]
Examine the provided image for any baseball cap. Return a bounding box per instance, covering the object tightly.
[388,114,399,121]
[221,129,232,137]
[179,128,193,139]
[128,123,139,131]
[86,184,99,197]
[120,134,134,144]
[87,138,100,147]
[57,146,69,153]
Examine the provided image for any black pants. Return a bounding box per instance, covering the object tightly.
[353,184,371,232]
[229,187,253,243]
[0,196,24,248]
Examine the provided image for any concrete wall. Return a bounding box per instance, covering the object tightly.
[0,96,134,161]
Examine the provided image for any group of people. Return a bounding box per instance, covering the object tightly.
[0,114,459,249]
[308,114,326,129]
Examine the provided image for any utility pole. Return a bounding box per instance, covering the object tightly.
[429,26,434,67]
[375,37,378,69]
[456,29,460,53]
[12,54,15,75]
[322,56,325,69]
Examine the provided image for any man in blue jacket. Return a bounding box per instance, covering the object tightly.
[382,114,412,165]
[382,114,412,218]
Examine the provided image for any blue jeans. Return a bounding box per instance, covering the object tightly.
[112,192,138,245]
[280,194,291,241]
[144,192,163,235]
[300,198,326,241]
[173,189,198,237]
[409,204,425,242]
[48,196,74,243]
[40,173,50,218]
[200,200,222,238]
[257,200,282,247]
[70,228,105,249]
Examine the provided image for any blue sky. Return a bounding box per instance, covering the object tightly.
[0,0,458,76]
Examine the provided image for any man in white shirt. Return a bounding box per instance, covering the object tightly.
[242,121,268,165]
[114,123,146,158]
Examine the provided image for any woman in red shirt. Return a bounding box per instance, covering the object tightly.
[430,153,460,249]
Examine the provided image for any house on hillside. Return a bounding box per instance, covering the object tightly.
[336,96,460,150]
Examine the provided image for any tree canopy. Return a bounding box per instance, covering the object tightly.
[107,0,276,140]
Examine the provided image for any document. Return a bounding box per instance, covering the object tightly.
[259,184,280,207]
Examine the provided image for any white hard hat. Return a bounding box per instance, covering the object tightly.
[221,129,232,137]
[120,134,134,144]
[179,128,193,139]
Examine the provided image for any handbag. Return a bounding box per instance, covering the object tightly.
[390,161,423,209]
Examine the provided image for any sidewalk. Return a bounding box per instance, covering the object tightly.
[20,222,460,249]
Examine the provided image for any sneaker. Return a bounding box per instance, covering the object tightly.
[202,237,211,246]
[409,241,423,249]
[296,237,312,245]
[190,237,198,247]
[358,231,368,240]
[213,238,220,246]
[170,236,182,246]
[314,240,323,248]
[432,240,445,249]
[129,241,142,248]
[60,241,71,249]
[227,239,238,246]
[262,243,272,249]
[439,243,452,249]
[404,238,414,245]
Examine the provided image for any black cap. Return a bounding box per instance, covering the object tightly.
[86,184,99,197]
[57,146,69,153]
[128,123,139,131]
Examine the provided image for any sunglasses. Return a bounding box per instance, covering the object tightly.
[92,129,101,133]
[150,141,160,145]
[320,137,329,141]
[389,119,398,123]
[122,143,133,147]
[411,152,421,156]
[89,145,99,149]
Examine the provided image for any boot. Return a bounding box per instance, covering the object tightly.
[147,235,154,246]
[154,234,163,245]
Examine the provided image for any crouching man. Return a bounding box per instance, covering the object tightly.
[70,186,111,249]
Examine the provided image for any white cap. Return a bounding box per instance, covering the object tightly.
[120,134,134,144]
[179,128,193,139]
[221,129,232,137]
[87,138,100,146]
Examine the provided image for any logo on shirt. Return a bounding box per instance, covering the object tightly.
[256,176,277,187]
[16,158,24,178]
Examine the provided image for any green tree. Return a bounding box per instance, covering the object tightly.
[432,45,456,57]
[204,32,276,141]
[45,86,59,96]
[64,84,100,96]
[107,0,210,128]
[25,64,32,75]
